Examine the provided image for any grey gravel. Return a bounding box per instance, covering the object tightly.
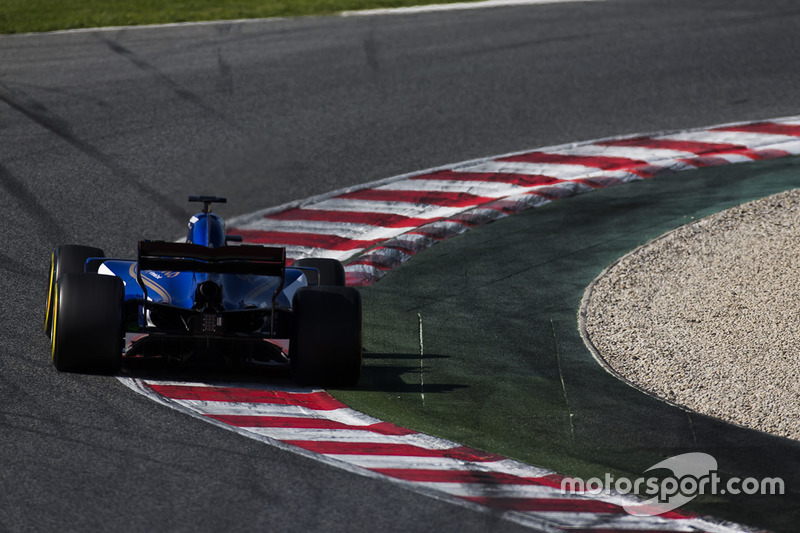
[583,189,800,441]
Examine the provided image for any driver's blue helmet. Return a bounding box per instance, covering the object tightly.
[187,212,226,248]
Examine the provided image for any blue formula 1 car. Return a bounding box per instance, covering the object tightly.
[44,196,362,387]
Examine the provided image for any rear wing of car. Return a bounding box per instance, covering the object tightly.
[137,241,287,334]
[137,241,285,277]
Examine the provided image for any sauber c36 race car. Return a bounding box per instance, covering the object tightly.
[44,196,362,386]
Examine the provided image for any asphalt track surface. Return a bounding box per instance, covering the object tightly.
[2,0,800,530]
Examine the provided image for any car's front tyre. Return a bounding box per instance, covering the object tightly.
[293,258,347,287]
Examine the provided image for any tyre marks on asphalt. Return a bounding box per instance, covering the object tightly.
[0,79,188,222]
[0,161,67,245]
[226,115,800,287]
[121,378,756,533]
[100,36,237,128]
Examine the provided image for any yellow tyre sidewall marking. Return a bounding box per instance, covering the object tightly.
[45,253,55,332]
[51,287,58,362]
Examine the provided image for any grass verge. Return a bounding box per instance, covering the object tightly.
[1,0,482,34]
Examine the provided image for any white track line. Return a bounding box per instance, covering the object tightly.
[342,0,603,17]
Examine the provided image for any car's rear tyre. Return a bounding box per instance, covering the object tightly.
[293,258,346,287]
[45,245,105,337]
[51,273,124,374]
[290,286,362,387]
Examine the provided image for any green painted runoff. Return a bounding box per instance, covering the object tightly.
[333,156,800,533]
